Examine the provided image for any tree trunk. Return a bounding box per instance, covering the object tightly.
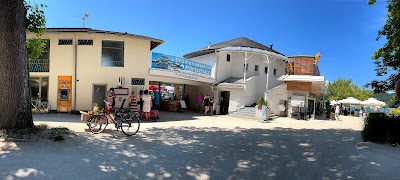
[0,0,33,129]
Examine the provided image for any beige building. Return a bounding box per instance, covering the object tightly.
[28,28,214,113]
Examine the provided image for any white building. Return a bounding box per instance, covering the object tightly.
[184,38,326,119]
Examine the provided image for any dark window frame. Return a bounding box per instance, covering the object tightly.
[265,67,268,74]
[227,54,231,62]
[255,65,259,72]
[101,40,124,67]
[273,68,277,76]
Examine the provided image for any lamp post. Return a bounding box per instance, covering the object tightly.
[82,13,89,28]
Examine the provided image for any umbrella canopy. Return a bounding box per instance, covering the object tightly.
[338,97,361,105]
[361,98,386,107]
[330,100,338,105]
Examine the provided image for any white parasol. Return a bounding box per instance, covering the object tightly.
[361,98,386,107]
[330,100,338,105]
[338,97,361,105]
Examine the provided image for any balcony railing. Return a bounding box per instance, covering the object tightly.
[101,60,124,67]
[29,59,50,72]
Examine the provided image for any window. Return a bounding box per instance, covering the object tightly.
[30,77,49,100]
[29,39,50,72]
[101,40,124,67]
[273,69,277,76]
[265,67,268,74]
[255,65,259,72]
[243,63,249,71]
[227,54,231,62]
[58,39,73,45]
[78,39,93,45]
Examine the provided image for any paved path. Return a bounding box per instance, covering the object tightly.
[1,113,399,180]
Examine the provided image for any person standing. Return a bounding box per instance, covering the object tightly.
[335,103,340,121]
[138,90,144,119]
[127,91,138,115]
[197,93,203,113]
[152,88,160,119]
[204,94,211,115]
[142,90,152,121]
[106,88,115,111]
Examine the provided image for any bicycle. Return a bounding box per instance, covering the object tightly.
[31,98,51,114]
[88,101,140,136]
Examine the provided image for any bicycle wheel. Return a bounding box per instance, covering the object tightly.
[38,102,50,114]
[120,115,140,136]
[89,115,108,134]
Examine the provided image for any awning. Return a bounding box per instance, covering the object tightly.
[278,75,325,82]
[218,46,291,62]
[278,75,326,98]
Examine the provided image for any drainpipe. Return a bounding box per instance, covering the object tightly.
[211,50,219,98]
[265,55,270,101]
[73,34,78,114]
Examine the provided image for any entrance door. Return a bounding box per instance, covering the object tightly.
[93,84,106,108]
[221,91,230,115]
[308,98,316,119]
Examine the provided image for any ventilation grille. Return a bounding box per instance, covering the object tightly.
[78,39,93,45]
[58,39,73,45]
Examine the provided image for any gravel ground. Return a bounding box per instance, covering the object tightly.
[1,112,399,180]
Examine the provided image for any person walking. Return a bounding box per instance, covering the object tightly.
[152,88,160,119]
[335,103,340,121]
[142,90,152,121]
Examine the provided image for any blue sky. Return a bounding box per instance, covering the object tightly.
[32,0,388,88]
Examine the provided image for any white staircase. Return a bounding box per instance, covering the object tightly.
[229,107,280,120]
[229,107,257,118]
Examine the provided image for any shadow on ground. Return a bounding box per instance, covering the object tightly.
[33,111,205,124]
[1,126,400,179]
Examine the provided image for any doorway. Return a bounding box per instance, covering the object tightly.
[308,98,316,119]
[220,91,230,115]
[93,84,107,109]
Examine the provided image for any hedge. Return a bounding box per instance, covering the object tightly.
[362,112,400,144]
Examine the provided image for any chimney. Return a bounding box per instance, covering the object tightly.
[207,42,211,49]
[270,43,273,49]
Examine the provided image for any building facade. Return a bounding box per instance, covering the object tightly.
[28,28,214,112]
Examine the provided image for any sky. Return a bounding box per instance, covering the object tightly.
[32,0,388,89]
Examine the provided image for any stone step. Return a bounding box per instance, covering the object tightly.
[229,113,257,119]
[230,112,255,117]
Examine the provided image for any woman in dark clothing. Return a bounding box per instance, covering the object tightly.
[204,94,211,115]
[138,90,144,119]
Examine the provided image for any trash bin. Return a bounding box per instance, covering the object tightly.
[354,110,359,117]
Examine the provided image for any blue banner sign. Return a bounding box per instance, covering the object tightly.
[151,52,212,77]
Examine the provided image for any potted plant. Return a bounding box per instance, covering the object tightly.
[256,97,270,120]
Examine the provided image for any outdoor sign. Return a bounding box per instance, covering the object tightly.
[151,52,212,78]
[131,78,145,86]
[390,109,400,115]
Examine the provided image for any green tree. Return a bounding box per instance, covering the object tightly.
[366,0,400,93]
[0,0,46,130]
[327,78,373,101]
[386,94,400,108]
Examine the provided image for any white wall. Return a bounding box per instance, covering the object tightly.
[190,53,217,79]
[266,84,289,115]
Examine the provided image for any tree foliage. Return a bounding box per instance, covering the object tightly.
[25,2,46,59]
[366,0,400,93]
[327,78,373,101]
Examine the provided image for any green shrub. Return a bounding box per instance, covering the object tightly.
[257,97,268,107]
[362,112,400,144]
